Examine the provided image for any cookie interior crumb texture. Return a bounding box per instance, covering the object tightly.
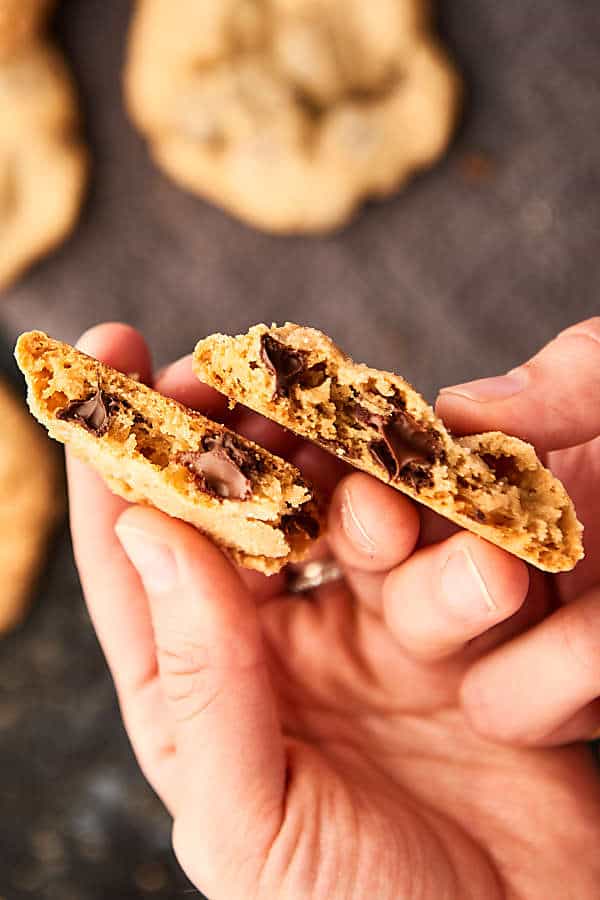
[15,331,323,574]
[194,323,584,573]
[125,0,462,233]
[0,375,62,634]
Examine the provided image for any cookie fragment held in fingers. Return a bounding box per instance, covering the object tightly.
[194,323,584,573]
[15,331,323,574]
[124,0,461,233]
[0,375,62,634]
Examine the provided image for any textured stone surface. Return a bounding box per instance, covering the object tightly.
[0,1,598,897]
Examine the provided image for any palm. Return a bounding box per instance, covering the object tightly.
[256,537,600,899]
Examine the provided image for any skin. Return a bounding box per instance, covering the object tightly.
[67,319,600,900]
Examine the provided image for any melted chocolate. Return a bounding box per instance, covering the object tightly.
[57,389,119,436]
[350,402,441,482]
[201,432,263,476]
[260,335,326,399]
[300,362,328,389]
[260,334,308,398]
[177,432,261,500]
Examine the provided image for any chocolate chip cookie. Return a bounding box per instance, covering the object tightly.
[15,331,323,574]
[125,0,461,233]
[0,375,62,634]
[0,0,53,60]
[0,20,87,291]
[194,324,584,573]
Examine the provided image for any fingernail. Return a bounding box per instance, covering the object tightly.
[340,486,376,557]
[439,368,529,402]
[115,524,179,593]
[441,549,496,620]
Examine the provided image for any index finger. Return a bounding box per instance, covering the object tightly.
[436,318,600,452]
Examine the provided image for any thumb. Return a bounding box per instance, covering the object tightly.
[115,507,285,893]
[436,317,600,451]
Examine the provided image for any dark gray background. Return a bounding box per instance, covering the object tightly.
[0,1,598,898]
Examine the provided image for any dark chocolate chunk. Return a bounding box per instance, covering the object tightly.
[350,402,441,481]
[201,432,264,476]
[369,440,398,478]
[281,512,320,541]
[260,334,307,398]
[177,432,260,500]
[397,465,435,492]
[57,389,119,436]
[301,363,328,389]
[482,454,519,484]
[260,334,310,399]
[382,412,441,473]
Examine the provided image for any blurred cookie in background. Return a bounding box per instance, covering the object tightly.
[0,0,54,59]
[0,375,63,635]
[0,2,88,292]
[125,0,461,233]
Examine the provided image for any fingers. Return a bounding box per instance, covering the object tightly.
[461,585,600,745]
[436,317,600,451]
[115,506,285,893]
[328,473,420,573]
[550,438,600,604]
[154,354,229,419]
[77,322,153,384]
[67,324,178,806]
[383,532,530,662]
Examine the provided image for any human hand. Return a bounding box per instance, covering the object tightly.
[438,317,600,746]
[67,321,600,900]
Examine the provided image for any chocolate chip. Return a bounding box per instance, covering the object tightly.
[281,512,320,540]
[201,432,264,476]
[177,432,260,500]
[300,363,328,389]
[260,334,309,399]
[57,389,119,436]
[398,465,435,492]
[382,412,441,473]
[482,454,519,483]
[350,401,441,481]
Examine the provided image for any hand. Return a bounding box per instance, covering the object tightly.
[67,321,600,900]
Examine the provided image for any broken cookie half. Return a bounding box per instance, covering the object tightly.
[15,331,323,574]
[193,323,584,573]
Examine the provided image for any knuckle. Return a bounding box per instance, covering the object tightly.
[155,631,265,725]
[568,316,600,342]
[561,318,600,361]
[156,639,223,723]
[388,617,458,663]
